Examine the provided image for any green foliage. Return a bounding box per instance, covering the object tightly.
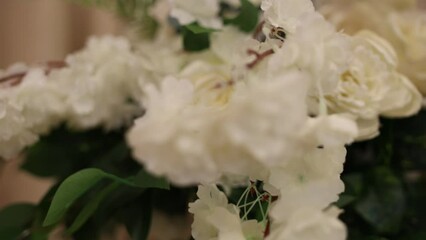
[22,126,130,179]
[66,182,120,234]
[134,169,169,190]
[185,23,218,34]
[354,167,405,234]
[0,203,37,239]
[117,191,153,240]
[43,168,168,227]
[183,28,211,52]
[224,0,259,32]
[339,113,426,240]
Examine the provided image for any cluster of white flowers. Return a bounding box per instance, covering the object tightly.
[0,36,145,159]
[128,0,360,239]
[126,0,422,239]
[1,0,424,238]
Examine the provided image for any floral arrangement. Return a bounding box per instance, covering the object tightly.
[0,0,425,239]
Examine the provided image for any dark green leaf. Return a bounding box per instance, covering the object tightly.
[336,194,356,208]
[43,168,135,227]
[22,126,125,179]
[354,167,405,234]
[0,203,36,239]
[225,0,259,32]
[134,169,169,190]
[120,192,153,240]
[185,23,217,34]
[183,29,210,52]
[66,182,120,234]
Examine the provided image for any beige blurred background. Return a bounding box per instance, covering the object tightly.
[0,0,124,207]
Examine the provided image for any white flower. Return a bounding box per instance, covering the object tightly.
[261,0,314,33]
[267,12,351,106]
[318,0,426,95]
[127,77,221,185]
[219,70,309,169]
[326,30,422,140]
[127,65,312,185]
[0,64,65,159]
[389,10,426,94]
[189,184,264,240]
[267,207,347,240]
[170,0,222,29]
[50,36,144,130]
[0,101,38,160]
[210,26,254,66]
[265,114,356,221]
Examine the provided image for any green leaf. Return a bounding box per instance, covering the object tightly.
[134,169,169,190]
[185,23,217,34]
[120,192,153,240]
[183,28,210,52]
[22,126,125,179]
[354,167,405,234]
[43,168,134,227]
[0,203,37,239]
[44,168,169,227]
[66,182,120,234]
[336,194,356,208]
[225,0,259,32]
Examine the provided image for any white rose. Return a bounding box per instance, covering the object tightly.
[318,0,426,95]
[389,10,426,94]
[326,30,422,140]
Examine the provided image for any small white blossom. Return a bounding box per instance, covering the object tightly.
[261,0,314,33]
[170,0,222,29]
[189,184,264,240]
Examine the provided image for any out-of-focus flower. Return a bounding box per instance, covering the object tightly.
[261,0,315,33]
[0,64,65,159]
[266,12,351,111]
[267,114,356,220]
[169,0,222,29]
[127,76,221,185]
[388,11,426,94]
[267,207,347,240]
[50,36,144,130]
[318,0,426,95]
[326,31,422,139]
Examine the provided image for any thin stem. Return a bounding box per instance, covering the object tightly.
[236,185,251,207]
[246,49,274,69]
[0,60,66,86]
[242,194,263,220]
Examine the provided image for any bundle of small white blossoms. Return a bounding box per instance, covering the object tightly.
[0,0,422,239]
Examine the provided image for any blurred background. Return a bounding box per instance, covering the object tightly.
[0,0,124,209]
